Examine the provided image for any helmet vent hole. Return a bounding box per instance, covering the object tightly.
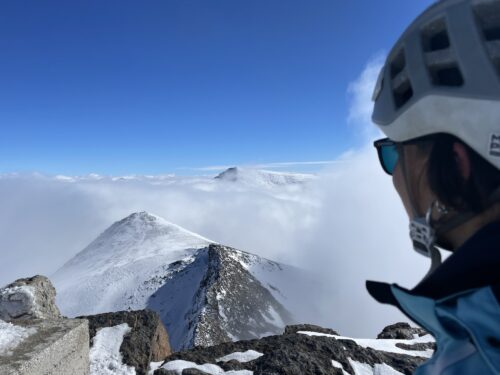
[422,18,450,52]
[393,79,414,109]
[474,1,500,41]
[484,27,500,41]
[429,65,464,87]
[390,49,406,79]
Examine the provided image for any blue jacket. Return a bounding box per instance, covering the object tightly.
[367,221,500,374]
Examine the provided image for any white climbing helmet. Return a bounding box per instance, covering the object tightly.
[372,0,500,171]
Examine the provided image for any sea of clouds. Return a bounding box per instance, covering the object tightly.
[0,56,429,338]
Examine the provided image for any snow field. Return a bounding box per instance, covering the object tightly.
[298,331,434,358]
[348,359,404,375]
[331,357,407,375]
[161,359,253,374]
[89,323,136,375]
[0,319,36,356]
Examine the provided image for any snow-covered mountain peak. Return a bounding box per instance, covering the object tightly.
[52,212,319,351]
[108,211,210,244]
[215,167,315,187]
[54,211,212,278]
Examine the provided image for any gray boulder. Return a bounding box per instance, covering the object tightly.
[0,275,61,322]
[377,322,428,340]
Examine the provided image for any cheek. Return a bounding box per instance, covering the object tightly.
[392,162,404,195]
[392,162,412,217]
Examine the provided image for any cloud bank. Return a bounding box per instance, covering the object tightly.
[0,56,429,338]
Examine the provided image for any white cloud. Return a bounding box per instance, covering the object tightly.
[347,53,386,142]
[0,55,429,338]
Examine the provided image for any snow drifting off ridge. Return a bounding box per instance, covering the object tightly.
[52,211,212,317]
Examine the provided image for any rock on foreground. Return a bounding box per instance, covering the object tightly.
[155,324,435,375]
[0,275,61,322]
[79,310,171,375]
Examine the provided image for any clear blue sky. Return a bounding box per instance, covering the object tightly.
[0,0,434,175]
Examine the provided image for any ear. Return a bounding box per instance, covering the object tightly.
[453,142,471,180]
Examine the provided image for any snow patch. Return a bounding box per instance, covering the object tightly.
[89,323,136,375]
[0,319,36,356]
[216,350,264,363]
[348,358,404,375]
[298,331,434,358]
[331,359,350,375]
[148,361,163,375]
[161,359,253,374]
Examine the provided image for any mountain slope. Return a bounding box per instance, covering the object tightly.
[52,212,311,351]
[215,167,315,187]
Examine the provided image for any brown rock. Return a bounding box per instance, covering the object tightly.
[79,309,171,375]
[152,317,171,361]
[377,322,428,340]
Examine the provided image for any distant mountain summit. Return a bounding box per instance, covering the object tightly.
[214,167,315,187]
[52,212,314,351]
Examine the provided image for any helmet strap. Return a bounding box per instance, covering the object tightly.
[399,148,444,276]
[411,185,500,278]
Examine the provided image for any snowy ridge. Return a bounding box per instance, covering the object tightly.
[52,212,212,319]
[58,211,212,273]
[52,212,313,351]
[215,167,315,187]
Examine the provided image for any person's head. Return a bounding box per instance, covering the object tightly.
[371,0,500,253]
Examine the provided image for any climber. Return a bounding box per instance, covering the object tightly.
[367,0,500,373]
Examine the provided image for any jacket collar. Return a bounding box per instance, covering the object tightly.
[367,220,500,304]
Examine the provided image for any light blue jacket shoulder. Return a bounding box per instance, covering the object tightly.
[392,285,500,375]
[367,221,500,375]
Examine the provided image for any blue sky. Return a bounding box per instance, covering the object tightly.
[0,0,434,175]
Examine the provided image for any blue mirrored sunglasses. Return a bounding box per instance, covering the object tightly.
[373,138,399,175]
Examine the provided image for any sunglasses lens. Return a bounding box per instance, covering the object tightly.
[380,144,398,175]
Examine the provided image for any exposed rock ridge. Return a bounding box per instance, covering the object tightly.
[145,248,210,351]
[192,244,294,348]
[156,324,432,375]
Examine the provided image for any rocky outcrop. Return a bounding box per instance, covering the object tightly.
[148,243,295,351]
[155,323,433,375]
[284,324,339,336]
[0,275,61,322]
[79,310,171,375]
[191,244,294,348]
[0,275,88,375]
[376,322,428,340]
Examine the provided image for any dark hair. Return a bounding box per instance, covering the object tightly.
[424,134,500,212]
